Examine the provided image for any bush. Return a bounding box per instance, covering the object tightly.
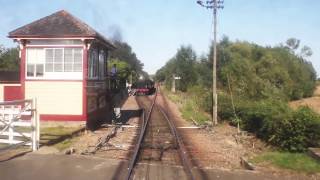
[294,107,320,148]
[179,95,210,125]
[272,110,307,152]
[241,100,292,140]
[217,92,234,120]
[217,96,320,152]
[169,84,320,152]
[266,106,320,152]
[188,85,212,114]
[236,101,320,152]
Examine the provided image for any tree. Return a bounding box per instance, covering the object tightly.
[109,40,145,83]
[286,38,300,52]
[0,46,19,71]
[155,45,198,91]
[300,45,313,58]
[217,39,316,100]
[156,37,316,101]
[108,59,131,80]
[174,45,198,91]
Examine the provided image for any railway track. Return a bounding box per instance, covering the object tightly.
[125,89,195,180]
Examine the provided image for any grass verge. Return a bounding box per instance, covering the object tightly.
[40,125,84,151]
[250,151,320,173]
[53,137,80,151]
[0,125,83,154]
[163,88,210,125]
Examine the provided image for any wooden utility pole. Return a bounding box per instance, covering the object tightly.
[212,0,218,126]
[197,0,224,126]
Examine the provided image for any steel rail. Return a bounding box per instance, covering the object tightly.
[125,91,158,180]
[125,87,195,180]
[157,105,195,180]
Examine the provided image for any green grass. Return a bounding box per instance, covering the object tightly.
[163,88,210,125]
[0,143,8,149]
[251,151,320,173]
[181,101,209,124]
[53,136,79,151]
[40,126,83,150]
[166,90,184,105]
[41,126,81,136]
[0,126,82,152]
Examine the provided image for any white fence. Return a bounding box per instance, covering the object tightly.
[0,99,39,151]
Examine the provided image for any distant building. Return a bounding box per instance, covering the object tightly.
[1,10,116,123]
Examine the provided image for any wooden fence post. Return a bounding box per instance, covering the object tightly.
[9,105,14,144]
[35,98,39,150]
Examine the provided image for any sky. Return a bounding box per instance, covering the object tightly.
[0,0,319,75]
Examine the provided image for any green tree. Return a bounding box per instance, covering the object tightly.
[155,45,198,91]
[156,37,318,152]
[109,40,146,83]
[300,46,313,58]
[174,45,198,91]
[285,38,300,52]
[0,46,19,71]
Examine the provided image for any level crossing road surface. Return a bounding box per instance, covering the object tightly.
[0,153,287,180]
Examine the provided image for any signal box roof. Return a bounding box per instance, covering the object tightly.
[8,10,115,49]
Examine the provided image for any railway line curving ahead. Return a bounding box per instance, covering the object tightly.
[125,87,195,180]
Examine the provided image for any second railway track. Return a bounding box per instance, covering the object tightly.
[125,89,195,180]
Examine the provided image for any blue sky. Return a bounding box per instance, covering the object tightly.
[0,0,319,75]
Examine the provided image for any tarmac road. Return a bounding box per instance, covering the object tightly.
[0,153,289,180]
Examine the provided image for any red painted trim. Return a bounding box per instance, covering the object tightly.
[4,86,23,101]
[25,79,82,82]
[40,114,85,121]
[82,46,88,121]
[26,45,83,48]
[21,115,32,121]
[20,47,26,100]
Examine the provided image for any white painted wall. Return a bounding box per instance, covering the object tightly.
[25,81,82,115]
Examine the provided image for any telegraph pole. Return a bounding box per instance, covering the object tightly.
[197,0,224,126]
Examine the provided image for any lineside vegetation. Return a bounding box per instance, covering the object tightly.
[155,37,320,152]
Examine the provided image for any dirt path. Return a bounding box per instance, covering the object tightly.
[70,96,141,160]
[156,91,264,170]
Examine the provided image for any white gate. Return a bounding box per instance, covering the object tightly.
[0,99,39,151]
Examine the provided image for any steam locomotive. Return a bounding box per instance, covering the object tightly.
[130,79,156,96]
